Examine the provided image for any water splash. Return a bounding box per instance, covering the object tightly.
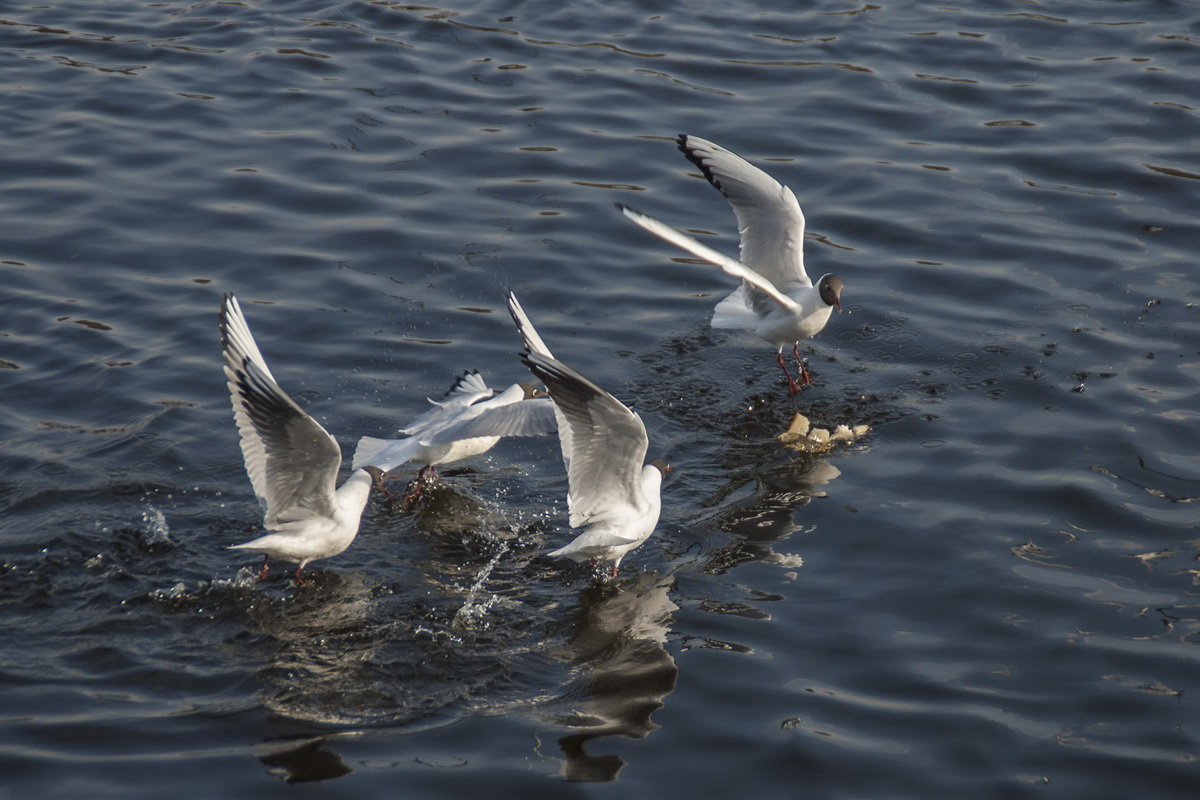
[140,505,172,547]
[452,540,511,631]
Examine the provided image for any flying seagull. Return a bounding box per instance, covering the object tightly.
[351,369,557,505]
[618,134,842,394]
[220,294,383,584]
[507,292,670,578]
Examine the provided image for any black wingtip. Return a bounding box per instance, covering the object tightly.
[519,349,556,387]
[676,134,723,193]
[519,350,606,408]
[443,369,483,398]
[517,348,543,379]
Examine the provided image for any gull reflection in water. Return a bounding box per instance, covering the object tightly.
[235,573,379,786]
[243,570,406,785]
[554,572,679,782]
[255,735,353,783]
[247,572,390,725]
[702,455,842,573]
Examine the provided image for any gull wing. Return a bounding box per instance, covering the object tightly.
[677,134,811,291]
[400,370,494,435]
[220,295,341,527]
[520,350,650,529]
[418,392,557,444]
[618,204,799,313]
[506,291,555,359]
[508,292,574,473]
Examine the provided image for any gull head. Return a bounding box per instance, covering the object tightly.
[363,465,387,493]
[818,274,844,312]
[650,459,673,477]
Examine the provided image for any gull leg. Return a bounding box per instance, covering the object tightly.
[256,555,271,583]
[792,343,813,387]
[776,347,803,396]
[292,564,306,586]
[587,559,619,582]
[584,558,614,582]
[403,464,437,507]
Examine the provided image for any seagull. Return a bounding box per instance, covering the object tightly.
[220,294,384,585]
[618,134,843,394]
[507,291,670,578]
[351,369,557,505]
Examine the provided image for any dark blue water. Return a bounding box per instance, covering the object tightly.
[3,1,1199,796]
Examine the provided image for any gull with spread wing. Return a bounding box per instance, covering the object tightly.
[351,369,557,505]
[220,294,384,585]
[618,134,843,394]
[507,292,670,578]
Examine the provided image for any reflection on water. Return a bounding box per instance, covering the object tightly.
[246,571,392,725]
[701,454,842,574]
[212,373,851,783]
[257,736,353,783]
[553,572,679,782]
[237,521,680,783]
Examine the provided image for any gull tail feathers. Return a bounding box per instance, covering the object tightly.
[352,435,420,473]
[547,541,585,559]
[711,285,759,330]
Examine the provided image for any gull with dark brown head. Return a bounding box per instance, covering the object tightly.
[618,134,843,394]
[507,292,670,578]
[220,294,384,585]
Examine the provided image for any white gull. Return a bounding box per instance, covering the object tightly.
[220,294,384,585]
[507,291,670,578]
[618,133,843,394]
[351,369,557,504]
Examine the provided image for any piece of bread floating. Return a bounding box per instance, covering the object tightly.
[779,412,869,453]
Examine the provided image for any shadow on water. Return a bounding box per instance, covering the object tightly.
[231,547,681,783]
[244,572,404,725]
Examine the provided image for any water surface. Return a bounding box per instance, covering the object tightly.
[2,1,1199,796]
